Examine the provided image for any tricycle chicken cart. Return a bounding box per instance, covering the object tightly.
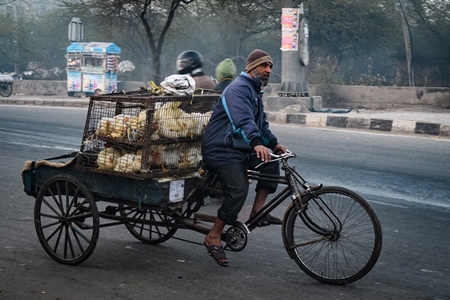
[22,87,382,285]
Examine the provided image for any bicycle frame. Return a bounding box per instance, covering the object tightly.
[242,152,313,232]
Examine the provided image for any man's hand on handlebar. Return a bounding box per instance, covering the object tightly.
[273,144,287,155]
[254,144,287,162]
[254,145,272,162]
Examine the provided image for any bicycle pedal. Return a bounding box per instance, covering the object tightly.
[256,221,271,227]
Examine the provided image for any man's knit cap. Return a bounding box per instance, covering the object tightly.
[215,58,237,82]
[245,49,273,73]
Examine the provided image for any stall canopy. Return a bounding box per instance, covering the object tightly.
[67,42,121,55]
[82,43,121,55]
[67,42,88,53]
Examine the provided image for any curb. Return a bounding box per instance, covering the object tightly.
[1,99,449,137]
[266,111,450,137]
[0,99,90,108]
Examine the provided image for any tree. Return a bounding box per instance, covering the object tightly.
[0,1,39,74]
[171,0,280,79]
[408,0,450,86]
[59,0,194,83]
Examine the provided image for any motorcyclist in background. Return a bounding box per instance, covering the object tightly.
[176,50,217,90]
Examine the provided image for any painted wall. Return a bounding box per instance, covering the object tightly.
[12,81,450,110]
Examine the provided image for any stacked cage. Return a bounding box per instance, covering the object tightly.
[77,90,219,179]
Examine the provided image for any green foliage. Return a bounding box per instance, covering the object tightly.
[1,0,449,87]
[170,0,280,79]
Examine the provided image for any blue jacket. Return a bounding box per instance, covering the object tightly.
[201,72,278,167]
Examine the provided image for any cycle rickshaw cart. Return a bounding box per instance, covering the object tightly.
[22,89,382,285]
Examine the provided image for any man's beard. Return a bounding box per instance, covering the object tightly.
[251,69,269,87]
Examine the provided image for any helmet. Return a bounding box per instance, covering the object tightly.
[176,50,204,74]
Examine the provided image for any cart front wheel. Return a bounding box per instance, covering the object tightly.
[119,205,177,244]
[34,174,99,265]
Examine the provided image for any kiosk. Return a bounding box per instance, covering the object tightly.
[66,42,121,97]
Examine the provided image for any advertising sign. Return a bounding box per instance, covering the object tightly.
[67,70,82,92]
[82,73,105,93]
[281,8,300,51]
[105,72,117,93]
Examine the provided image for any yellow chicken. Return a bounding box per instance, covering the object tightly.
[95,117,115,136]
[96,147,122,170]
[128,110,148,141]
[109,114,132,139]
[129,110,147,130]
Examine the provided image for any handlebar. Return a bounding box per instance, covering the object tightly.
[270,149,295,159]
[255,150,296,169]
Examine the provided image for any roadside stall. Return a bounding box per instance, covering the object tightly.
[66,42,120,97]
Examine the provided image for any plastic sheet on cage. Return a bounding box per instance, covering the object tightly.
[160,75,195,96]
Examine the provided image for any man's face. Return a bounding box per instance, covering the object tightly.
[251,62,272,86]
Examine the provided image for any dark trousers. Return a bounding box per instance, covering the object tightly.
[209,155,280,225]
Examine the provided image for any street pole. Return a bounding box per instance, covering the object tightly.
[278,0,309,97]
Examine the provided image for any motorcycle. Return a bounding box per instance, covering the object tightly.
[0,74,13,97]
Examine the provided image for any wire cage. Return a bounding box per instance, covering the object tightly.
[76,89,220,179]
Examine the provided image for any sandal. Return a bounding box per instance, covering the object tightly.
[203,243,229,267]
[257,214,283,227]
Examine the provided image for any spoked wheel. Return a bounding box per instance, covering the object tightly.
[283,186,382,284]
[119,205,178,244]
[34,175,99,265]
[0,83,13,97]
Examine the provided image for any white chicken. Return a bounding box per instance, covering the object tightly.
[114,154,142,173]
[147,144,182,172]
[96,147,122,170]
[95,117,115,136]
[163,146,183,167]
[149,144,165,166]
[184,111,212,138]
[152,101,189,139]
[153,109,212,139]
[178,142,202,168]
[154,101,183,124]
[157,118,190,138]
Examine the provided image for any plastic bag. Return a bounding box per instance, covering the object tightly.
[160,75,195,96]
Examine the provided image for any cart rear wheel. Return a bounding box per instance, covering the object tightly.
[119,205,177,244]
[34,175,99,265]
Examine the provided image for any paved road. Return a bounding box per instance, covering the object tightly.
[2,94,450,137]
[0,106,449,299]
